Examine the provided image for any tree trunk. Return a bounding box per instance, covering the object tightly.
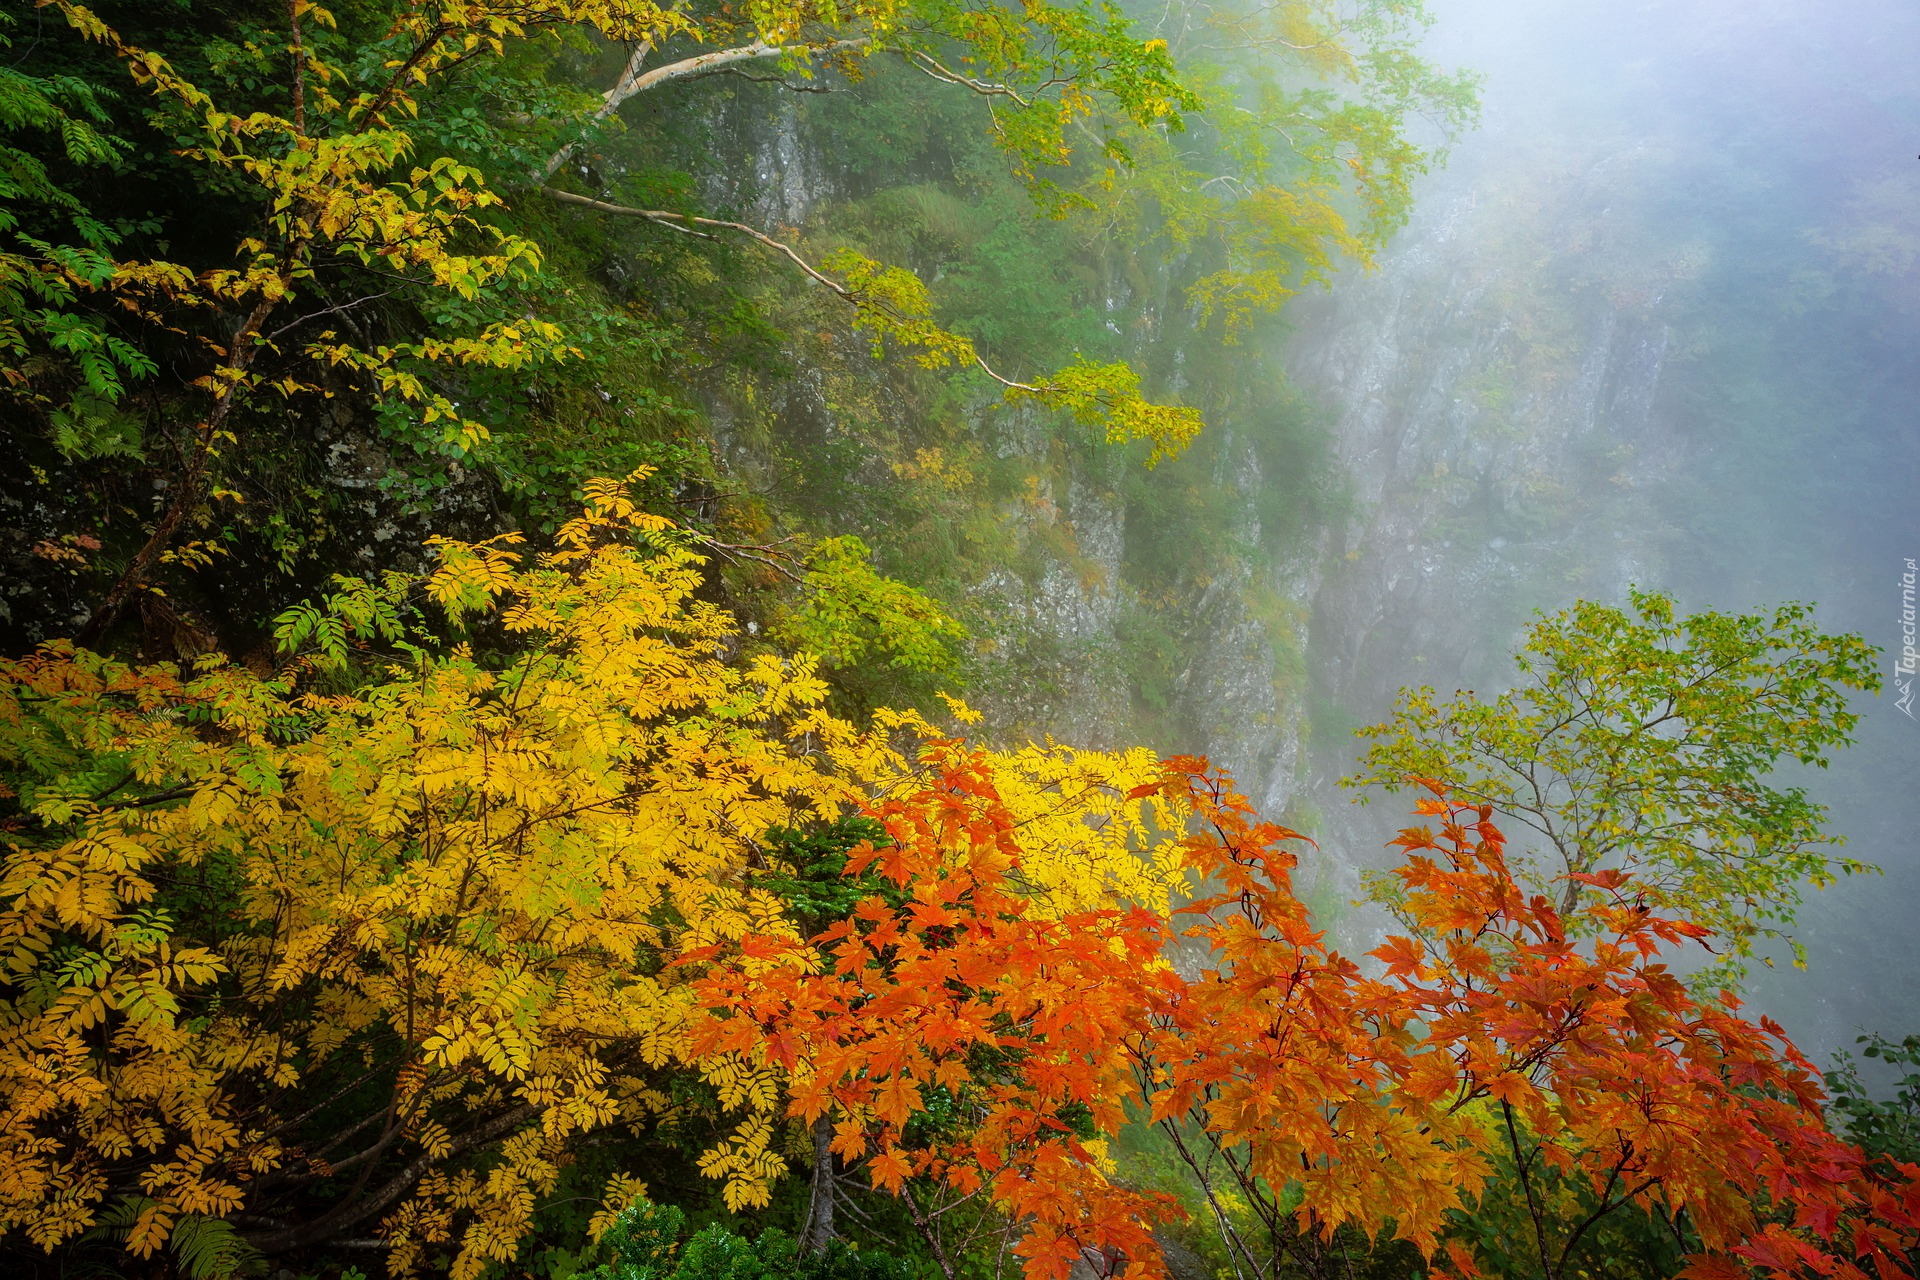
[799,1111,837,1254]
[76,293,280,648]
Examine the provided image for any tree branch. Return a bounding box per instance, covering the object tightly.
[540,188,1049,397]
[538,31,662,182]
[248,1103,540,1254]
[895,49,1039,107]
[901,1183,959,1280]
[286,0,306,137]
[623,38,865,99]
[1501,1098,1558,1280]
[539,35,867,181]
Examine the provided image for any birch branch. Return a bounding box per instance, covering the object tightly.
[539,36,866,181]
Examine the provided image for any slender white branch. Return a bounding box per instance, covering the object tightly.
[539,37,663,181]
[541,187,1044,396]
[603,39,658,112]
[542,187,852,292]
[896,49,1035,108]
[536,28,861,182]
[624,38,865,98]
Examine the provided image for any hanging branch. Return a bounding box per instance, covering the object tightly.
[539,187,1047,397]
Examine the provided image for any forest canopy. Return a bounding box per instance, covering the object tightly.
[0,0,1473,666]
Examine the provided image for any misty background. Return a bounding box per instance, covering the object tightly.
[1281,0,1920,1063]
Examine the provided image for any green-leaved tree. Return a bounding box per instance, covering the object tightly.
[1348,588,1880,983]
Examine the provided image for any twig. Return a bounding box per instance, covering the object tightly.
[696,534,806,582]
[263,286,407,345]
[540,188,1049,397]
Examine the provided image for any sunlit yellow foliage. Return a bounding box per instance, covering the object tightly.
[0,478,868,1269]
[821,249,1202,462]
[964,739,1191,915]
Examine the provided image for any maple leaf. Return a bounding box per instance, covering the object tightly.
[1371,935,1427,980]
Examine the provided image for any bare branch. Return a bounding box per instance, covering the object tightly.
[895,50,1037,107]
[624,38,865,98]
[540,188,1049,397]
[695,534,806,582]
[542,186,852,288]
[539,36,865,181]
[538,38,659,182]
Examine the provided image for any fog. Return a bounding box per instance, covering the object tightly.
[1285,0,1920,1062]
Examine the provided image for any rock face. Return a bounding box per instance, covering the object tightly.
[1282,170,1682,893]
[911,153,1684,914]
[968,473,1133,749]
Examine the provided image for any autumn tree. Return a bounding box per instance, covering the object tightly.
[1347,589,1881,983]
[1372,790,1920,1280]
[691,733,1191,1280]
[0,477,927,1274]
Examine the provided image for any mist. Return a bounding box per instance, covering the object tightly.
[1283,0,1920,1062]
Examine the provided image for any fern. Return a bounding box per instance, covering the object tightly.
[81,1197,263,1280]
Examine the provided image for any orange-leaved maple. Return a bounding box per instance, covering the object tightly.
[1125,762,1489,1279]
[689,736,1183,1280]
[694,763,1920,1280]
[1369,784,1920,1280]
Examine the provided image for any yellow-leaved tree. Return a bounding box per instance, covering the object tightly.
[0,475,873,1273]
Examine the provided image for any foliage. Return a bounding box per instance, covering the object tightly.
[79,1194,264,1280]
[1830,1034,1920,1171]
[1370,790,1920,1280]
[813,247,1203,465]
[0,481,890,1274]
[693,748,1920,1280]
[578,1195,911,1280]
[1115,0,1479,340]
[674,1222,911,1280]
[3,0,590,644]
[12,6,1907,1280]
[1347,588,1882,984]
[1441,1156,1692,1280]
[0,10,147,422]
[690,737,1191,1280]
[777,536,967,678]
[579,1197,685,1280]
[758,816,899,939]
